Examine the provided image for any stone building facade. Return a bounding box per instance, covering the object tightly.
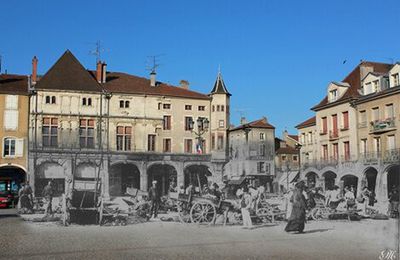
[297,61,400,211]
[0,73,30,193]
[28,50,231,198]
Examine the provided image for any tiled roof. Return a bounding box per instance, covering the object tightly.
[101,72,210,100]
[276,146,298,155]
[296,116,316,129]
[0,74,29,95]
[230,117,275,131]
[312,61,392,111]
[210,72,231,96]
[35,50,103,92]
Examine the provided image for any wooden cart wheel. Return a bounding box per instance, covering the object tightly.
[98,198,104,226]
[190,200,216,225]
[177,201,191,224]
[256,207,273,223]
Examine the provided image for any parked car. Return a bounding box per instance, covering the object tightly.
[0,190,15,208]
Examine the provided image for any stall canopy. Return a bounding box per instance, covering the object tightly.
[278,171,300,186]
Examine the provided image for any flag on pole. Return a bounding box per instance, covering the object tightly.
[196,143,203,154]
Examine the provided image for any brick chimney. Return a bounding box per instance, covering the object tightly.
[101,62,107,83]
[180,80,189,89]
[96,61,102,83]
[32,56,38,84]
[150,71,156,87]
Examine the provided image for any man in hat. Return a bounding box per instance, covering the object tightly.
[149,180,161,218]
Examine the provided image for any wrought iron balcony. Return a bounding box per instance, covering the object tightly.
[370,118,396,134]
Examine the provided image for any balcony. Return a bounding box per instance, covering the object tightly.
[370,118,396,134]
[329,130,339,140]
[319,130,327,136]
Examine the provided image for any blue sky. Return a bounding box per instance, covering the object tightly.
[1,0,399,136]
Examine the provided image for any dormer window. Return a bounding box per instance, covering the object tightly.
[119,100,130,108]
[373,80,379,92]
[45,95,56,104]
[364,82,372,95]
[82,97,92,106]
[329,89,338,102]
[393,73,399,87]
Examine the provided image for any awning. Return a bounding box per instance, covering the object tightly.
[278,171,299,186]
[227,176,246,185]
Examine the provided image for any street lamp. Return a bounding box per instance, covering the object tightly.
[188,117,209,154]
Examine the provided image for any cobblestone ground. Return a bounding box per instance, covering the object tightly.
[0,208,399,260]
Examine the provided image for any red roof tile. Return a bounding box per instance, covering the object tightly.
[312,61,392,111]
[102,72,210,99]
[0,74,29,95]
[230,117,275,131]
[296,116,316,129]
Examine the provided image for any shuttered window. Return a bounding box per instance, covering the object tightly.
[4,95,18,130]
[3,138,23,157]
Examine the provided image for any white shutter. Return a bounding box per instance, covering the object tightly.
[15,138,24,157]
[388,136,396,150]
[4,110,18,130]
[5,95,18,109]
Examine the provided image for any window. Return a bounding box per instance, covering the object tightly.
[51,96,56,104]
[217,105,220,111]
[3,138,23,157]
[321,117,327,134]
[148,135,156,151]
[163,139,171,153]
[116,126,132,151]
[308,132,313,143]
[322,145,328,160]
[80,119,95,148]
[163,104,171,109]
[198,106,205,111]
[374,137,381,154]
[221,105,224,112]
[259,144,265,156]
[293,155,298,161]
[158,103,162,110]
[333,143,338,160]
[359,110,367,127]
[42,118,58,147]
[332,114,338,133]
[281,155,287,161]
[342,111,349,129]
[184,139,193,153]
[260,133,265,140]
[217,134,224,150]
[386,104,394,119]
[329,89,338,102]
[88,98,92,106]
[372,107,380,121]
[45,96,51,104]
[119,100,130,108]
[392,73,399,87]
[211,135,215,149]
[219,120,224,128]
[387,135,396,150]
[45,95,56,104]
[82,98,92,106]
[365,82,372,95]
[373,80,379,92]
[360,139,367,155]
[344,141,350,161]
[257,162,265,173]
[4,95,18,130]
[82,98,87,106]
[163,116,171,130]
[185,105,192,110]
[185,117,192,131]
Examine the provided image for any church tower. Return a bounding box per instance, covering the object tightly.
[209,71,231,164]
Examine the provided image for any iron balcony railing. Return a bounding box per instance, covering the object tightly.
[370,117,396,133]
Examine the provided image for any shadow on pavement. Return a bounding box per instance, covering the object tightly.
[302,228,331,234]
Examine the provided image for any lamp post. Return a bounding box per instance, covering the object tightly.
[188,117,209,154]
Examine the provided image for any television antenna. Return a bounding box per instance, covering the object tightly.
[146,54,164,73]
[89,40,107,63]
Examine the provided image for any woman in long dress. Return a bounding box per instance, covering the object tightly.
[285,181,307,233]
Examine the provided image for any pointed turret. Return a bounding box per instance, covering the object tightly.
[210,71,231,96]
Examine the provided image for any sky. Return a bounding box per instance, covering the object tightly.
[1,0,399,137]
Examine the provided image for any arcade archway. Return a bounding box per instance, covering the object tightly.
[0,166,26,198]
[341,174,358,194]
[147,164,177,196]
[109,163,140,196]
[184,165,212,192]
[387,165,400,197]
[322,171,337,190]
[364,167,378,192]
[35,162,65,196]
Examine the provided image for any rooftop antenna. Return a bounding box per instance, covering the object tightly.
[146,54,164,73]
[89,40,106,63]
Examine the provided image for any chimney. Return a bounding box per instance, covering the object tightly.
[262,116,268,123]
[180,80,189,89]
[32,56,38,84]
[240,117,247,125]
[150,71,156,87]
[101,62,107,83]
[96,61,102,83]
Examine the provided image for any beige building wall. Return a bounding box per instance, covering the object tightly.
[0,94,29,171]
[298,124,318,163]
